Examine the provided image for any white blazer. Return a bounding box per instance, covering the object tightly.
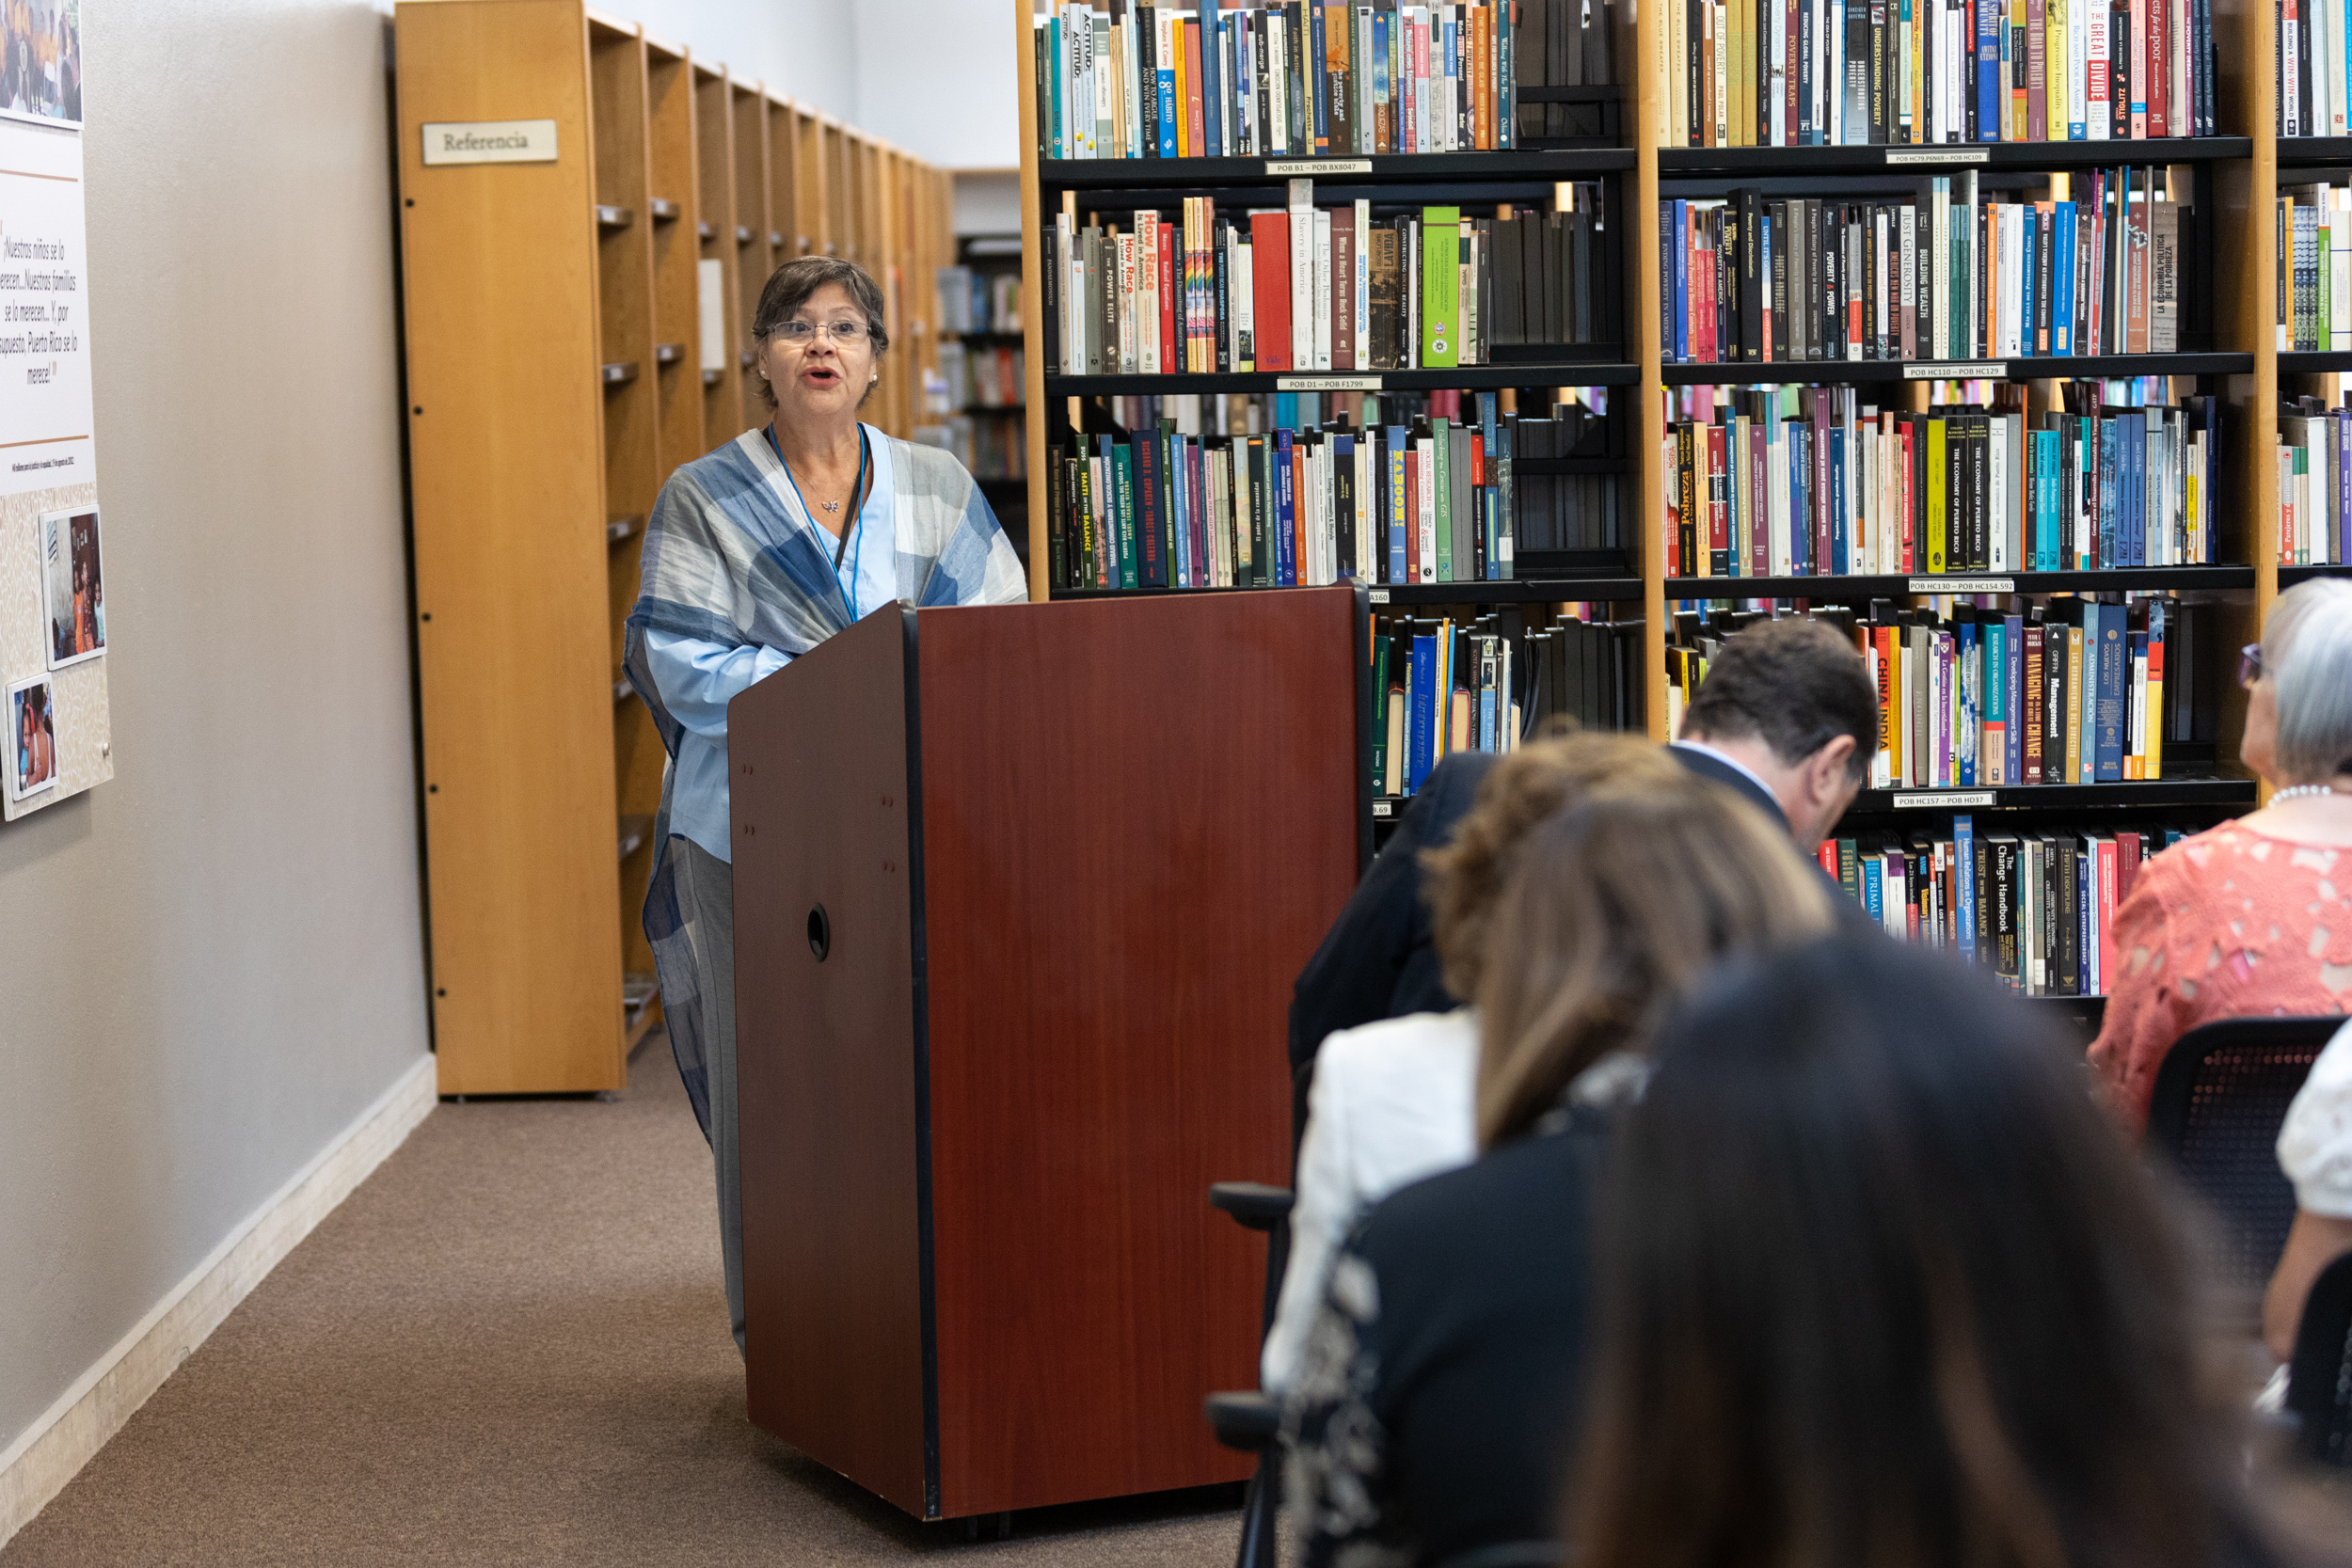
[2282,1016,2352,1218]
[1260,1008,1481,1393]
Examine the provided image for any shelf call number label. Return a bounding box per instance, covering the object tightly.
[1908,578,2016,594]
[422,119,560,166]
[1885,147,1990,166]
[1904,361,2006,380]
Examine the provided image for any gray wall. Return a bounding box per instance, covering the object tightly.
[852,0,1021,168]
[631,0,862,119]
[631,0,1021,168]
[0,0,429,1458]
[953,170,1023,237]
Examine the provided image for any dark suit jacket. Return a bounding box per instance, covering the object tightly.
[1286,743,1850,1144]
[1286,752,1500,1140]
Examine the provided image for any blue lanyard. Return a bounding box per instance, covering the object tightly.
[768,421,870,615]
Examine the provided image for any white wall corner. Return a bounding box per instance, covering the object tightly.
[0,1055,438,1549]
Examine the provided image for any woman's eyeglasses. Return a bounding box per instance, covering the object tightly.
[771,320,870,345]
[2239,643,2266,689]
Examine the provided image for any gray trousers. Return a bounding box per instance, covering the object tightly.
[669,835,746,1353]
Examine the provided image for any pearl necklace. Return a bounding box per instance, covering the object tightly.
[2271,783,2352,803]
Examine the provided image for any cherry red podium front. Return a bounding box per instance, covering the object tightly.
[727,586,1365,1521]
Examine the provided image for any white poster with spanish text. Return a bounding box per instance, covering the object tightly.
[0,0,103,823]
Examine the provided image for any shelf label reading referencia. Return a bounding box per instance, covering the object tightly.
[1909,577,2015,594]
[1905,360,2005,379]
[1279,374,1383,391]
[421,119,560,166]
[1266,158,1375,175]
[1893,791,1998,808]
[1369,588,1392,604]
[1886,147,1990,166]
[1373,800,1394,817]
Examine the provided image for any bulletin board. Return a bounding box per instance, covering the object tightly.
[0,0,102,823]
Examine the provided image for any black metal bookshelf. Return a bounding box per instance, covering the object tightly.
[1052,576,1645,606]
[946,233,1027,545]
[1840,778,2256,815]
[1037,148,1639,192]
[1043,363,1643,397]
[1663,566,2257,599]
[2276,136,2352,168]
[1658,136,2252,178]
[1644,117,2265,1003]
[2280,351,2352,374]
[1660,353,2252,387]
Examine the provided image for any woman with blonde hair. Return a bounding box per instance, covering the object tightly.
[1260,734,1683,1394]
[1284,776,1836,1568]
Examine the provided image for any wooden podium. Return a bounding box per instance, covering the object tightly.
[728,587,1367,1522]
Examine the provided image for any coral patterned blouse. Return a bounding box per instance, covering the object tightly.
[2088,820,2352,1129]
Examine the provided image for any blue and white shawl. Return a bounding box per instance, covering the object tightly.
[625,424,1028,1137]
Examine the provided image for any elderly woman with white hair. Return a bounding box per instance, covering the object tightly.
[2088,580,2352,1352]
[2089,579,2352,1129]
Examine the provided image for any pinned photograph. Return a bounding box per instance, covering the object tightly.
[0,0,80,129]
[9,675,56,800]
[40,505,101,668]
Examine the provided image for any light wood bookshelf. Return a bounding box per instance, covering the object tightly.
[395,0,953,1094]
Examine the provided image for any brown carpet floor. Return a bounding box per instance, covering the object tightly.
[3,1038,1250,1567]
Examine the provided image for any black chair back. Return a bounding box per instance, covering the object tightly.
[2287,1251,2352,1468]
[2145,1017,2340,1292]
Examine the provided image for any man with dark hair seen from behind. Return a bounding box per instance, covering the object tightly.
[1287,617,1880,1138]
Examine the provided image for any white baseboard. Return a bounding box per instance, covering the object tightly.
[0,1053,437,1548]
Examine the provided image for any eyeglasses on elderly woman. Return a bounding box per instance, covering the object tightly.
[769,319,871,346]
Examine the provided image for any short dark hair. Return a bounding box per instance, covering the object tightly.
[1570,937,2250,1568]
[1678,618,1877,782]
[751,257,890,410]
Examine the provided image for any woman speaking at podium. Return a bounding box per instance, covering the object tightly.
[623,257,1026,1351]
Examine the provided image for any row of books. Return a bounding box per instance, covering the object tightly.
[935,341,1025,411]
[935,265,1025,336]
[1041,185,1616,377]
[1093,383,1618,436]
[1515,0,1623,138]
[1662,0,2219,147]
[1664,594,2195,786]
[1820,816,2190,997]
[1660,168,2186,367]
[1659,384,2221,577]
[2278,398,2352,564]
[913,415,1030,483]
[2281,0,2352,135]
[1373,611,1645,796]
[1035,0,1613,163]
[2280,183,2352,352]
[1044,394,1626,589]
[1048,404,1512,589]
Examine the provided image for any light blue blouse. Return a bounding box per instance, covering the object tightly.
[644,427,900,863]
